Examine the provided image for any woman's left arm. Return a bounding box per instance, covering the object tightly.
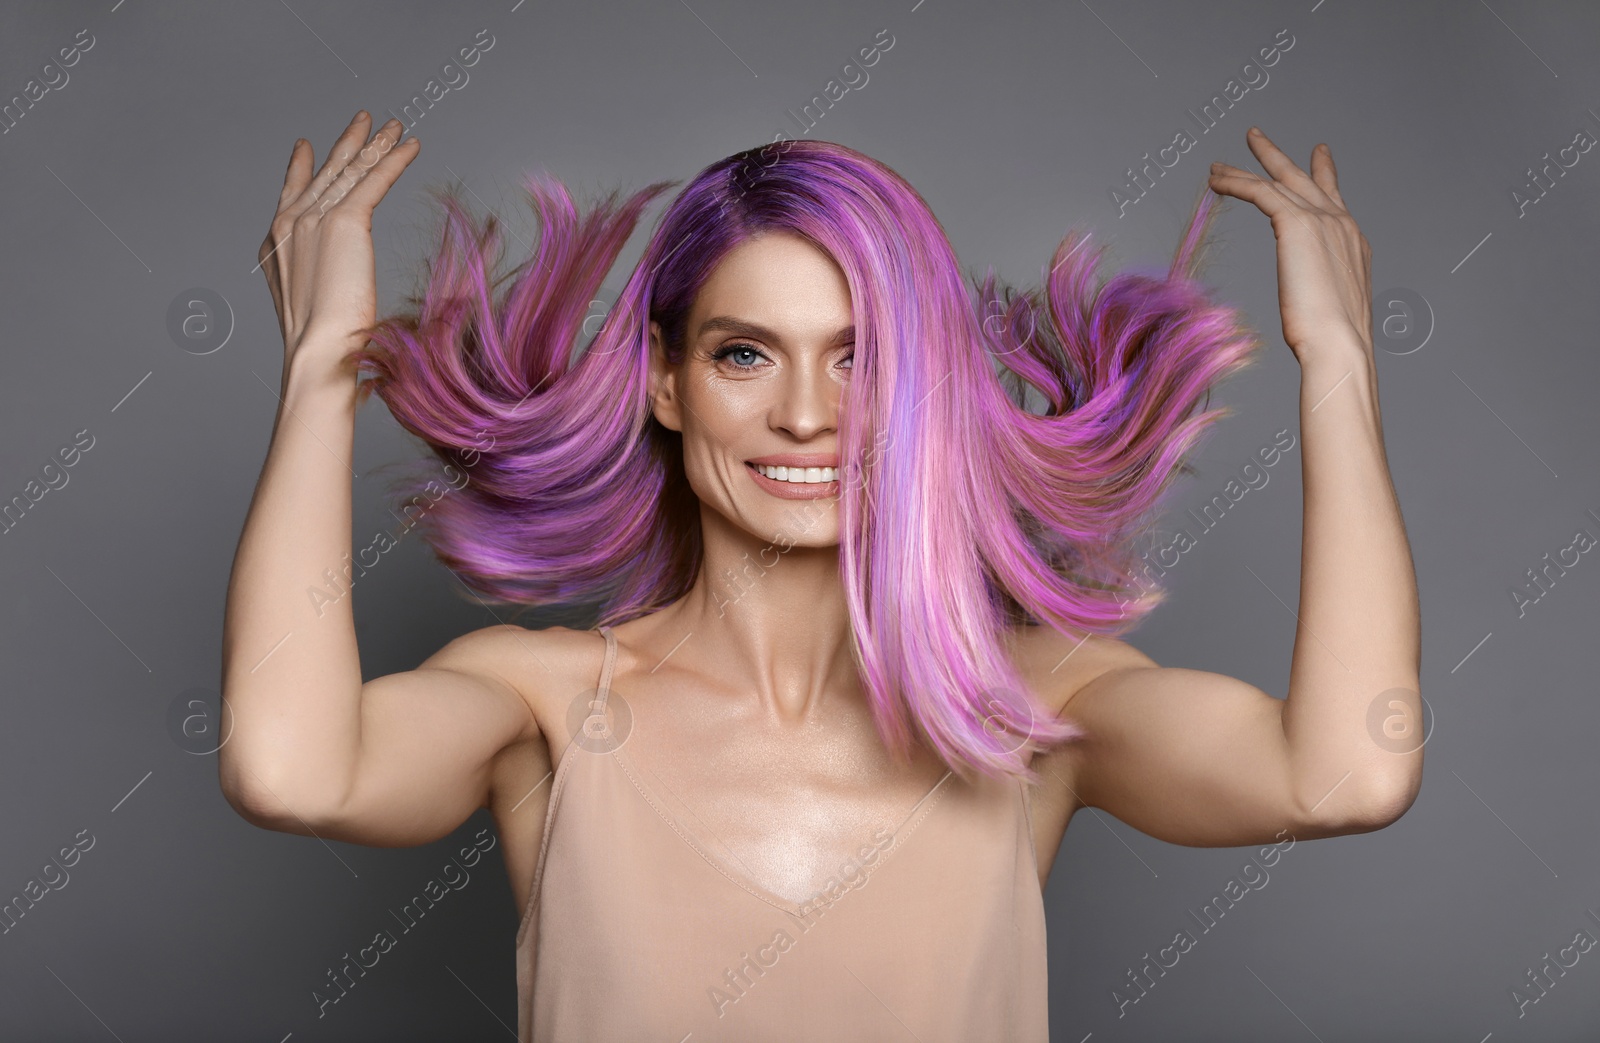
[1053,127,1423,846]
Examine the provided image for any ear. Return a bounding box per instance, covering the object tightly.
[648,320,683,432]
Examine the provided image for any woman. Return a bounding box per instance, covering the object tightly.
[220,111,1422,1041]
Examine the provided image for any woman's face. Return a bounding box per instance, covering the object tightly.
[650,231,855,548]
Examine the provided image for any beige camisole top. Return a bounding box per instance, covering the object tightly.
[514,625,1050,1041]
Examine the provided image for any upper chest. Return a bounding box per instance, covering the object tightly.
[492,624,1100,913]
[597,685,957,903]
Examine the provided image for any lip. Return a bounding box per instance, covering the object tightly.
[745,460,841,500]
[746,453,839,468]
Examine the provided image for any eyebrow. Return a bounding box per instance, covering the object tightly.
[696,315,854,346]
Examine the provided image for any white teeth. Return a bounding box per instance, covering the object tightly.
[754,464,837,483]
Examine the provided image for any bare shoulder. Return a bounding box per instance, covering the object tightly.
[1012,622,1159,877]
[441,624,612,915]
[1010,621,1159,718]
[421,622,609,743]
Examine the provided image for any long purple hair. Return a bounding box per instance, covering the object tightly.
[350,138,1262,784]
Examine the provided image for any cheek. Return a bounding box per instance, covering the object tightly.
[690,381,762,444]
[679,436,728,498]
[678,387,759,490]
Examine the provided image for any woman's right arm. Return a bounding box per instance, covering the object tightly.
[217,112,541,847]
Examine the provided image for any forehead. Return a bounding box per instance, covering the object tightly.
[689,232,853,334]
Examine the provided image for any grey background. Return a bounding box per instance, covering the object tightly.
[1,0,1597,1040]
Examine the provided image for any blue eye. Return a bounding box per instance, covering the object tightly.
[712,342,767,368]
[709,342,856,372]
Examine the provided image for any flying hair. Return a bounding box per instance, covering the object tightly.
[349,138,1264,785]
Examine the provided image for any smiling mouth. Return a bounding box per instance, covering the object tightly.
[745,461,841,500]
[747,462,839,484]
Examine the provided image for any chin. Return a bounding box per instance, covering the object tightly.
[745,497,841,552]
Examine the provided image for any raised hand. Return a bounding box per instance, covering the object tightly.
[257,110,421,377]
[1207,127,1372,363]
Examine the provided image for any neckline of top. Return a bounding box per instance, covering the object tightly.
[595,625,618,711]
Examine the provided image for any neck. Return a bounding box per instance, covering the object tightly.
[648,504,858,724]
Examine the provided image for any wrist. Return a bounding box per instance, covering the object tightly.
[1298,340,1382,430]
[281,349,362,412]
[1296,332,1374,382]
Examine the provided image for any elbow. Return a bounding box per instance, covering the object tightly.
[217,743,283,829]
[1306,765,1422,836]
[1360,766,1422,830]
[218,767,292,832]
[217,759,347,836]
[214,696,354,834]
[220,777,287,832]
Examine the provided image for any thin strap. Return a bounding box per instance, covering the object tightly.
[593,625,618,712]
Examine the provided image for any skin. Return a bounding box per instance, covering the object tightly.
[222,113,1421,924]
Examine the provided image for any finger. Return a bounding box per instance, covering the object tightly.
[1207,171,1298,219]
[1243,126,1333,209]
[291,110,375,215]
[1209,162,1310,209]
[257,237,282,298]
[255,229,288,338]
[1309,143,1347,210]
[307,118,406,217]
[326,131,422,217]
[257,231,290,326]
[277,138,310,211]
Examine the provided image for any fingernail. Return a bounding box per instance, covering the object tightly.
[356,109,370,121]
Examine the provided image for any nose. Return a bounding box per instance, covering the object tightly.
[769,355,841,440]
